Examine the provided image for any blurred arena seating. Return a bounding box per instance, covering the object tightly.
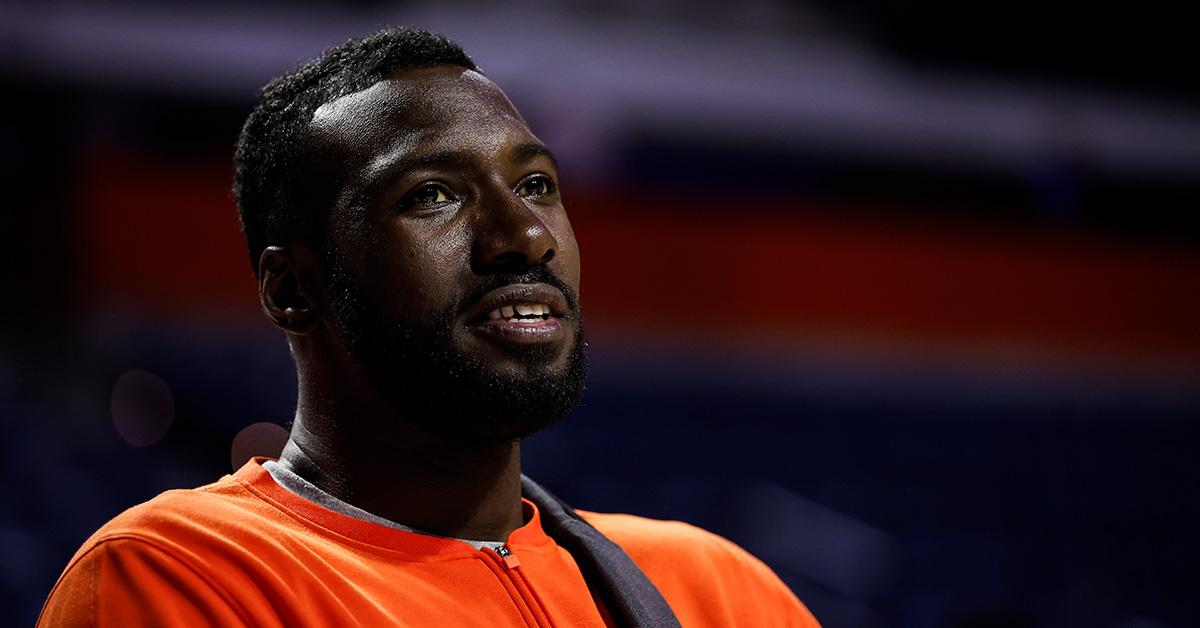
[3,2,1198,626]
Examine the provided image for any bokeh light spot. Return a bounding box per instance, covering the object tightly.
[110,369,175,447]
[230,422,289,471]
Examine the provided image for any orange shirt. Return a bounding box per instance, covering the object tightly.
[39,459,820,627]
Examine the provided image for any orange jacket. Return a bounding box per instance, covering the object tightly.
[39,460,819,627]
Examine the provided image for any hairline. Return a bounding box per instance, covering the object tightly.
[234,28,480,277]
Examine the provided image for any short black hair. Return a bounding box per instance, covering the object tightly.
[233,27,478,275]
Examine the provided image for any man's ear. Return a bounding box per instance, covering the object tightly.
[258,245,321,334]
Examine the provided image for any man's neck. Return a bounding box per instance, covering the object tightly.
[277,405,526,543]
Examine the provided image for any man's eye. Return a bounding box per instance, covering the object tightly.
[516,175,556,199]
[401,183,453,209]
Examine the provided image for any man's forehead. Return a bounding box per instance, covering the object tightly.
[308,66,523,147]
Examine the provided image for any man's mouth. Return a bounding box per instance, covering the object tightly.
[464,283,571,348]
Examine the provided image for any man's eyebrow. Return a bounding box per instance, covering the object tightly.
[514,142,558,169]
[365,150,475,189]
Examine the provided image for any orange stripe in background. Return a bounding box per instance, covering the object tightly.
[76,155,1200,372]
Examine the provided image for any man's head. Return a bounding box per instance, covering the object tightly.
[233,28,585,444]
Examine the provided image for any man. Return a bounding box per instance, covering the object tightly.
[39,28,819,627]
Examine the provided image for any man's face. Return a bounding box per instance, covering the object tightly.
[305,65,585,442]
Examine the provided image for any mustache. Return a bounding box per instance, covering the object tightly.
[459,266,580,315]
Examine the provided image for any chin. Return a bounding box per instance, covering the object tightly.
[358,334,588,445]
[471,345,575,380]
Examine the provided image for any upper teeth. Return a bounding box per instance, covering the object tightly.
[488,303,550,320]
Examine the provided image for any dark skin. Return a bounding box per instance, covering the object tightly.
[256,66,582,541]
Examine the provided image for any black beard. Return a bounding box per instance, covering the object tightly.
[323,251,587,444]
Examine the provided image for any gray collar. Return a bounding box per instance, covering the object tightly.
[261,459,503,550]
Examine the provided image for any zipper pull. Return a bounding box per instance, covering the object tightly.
[494,544,521,569]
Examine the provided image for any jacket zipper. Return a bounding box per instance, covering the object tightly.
[483,544,553,628]
[495,544,522,569]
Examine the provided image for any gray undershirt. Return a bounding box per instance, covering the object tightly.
[262,459,502,551]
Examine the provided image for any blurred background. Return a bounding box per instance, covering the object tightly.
[3,1,1199,626]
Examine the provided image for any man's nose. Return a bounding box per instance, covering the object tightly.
[472,189,558,274]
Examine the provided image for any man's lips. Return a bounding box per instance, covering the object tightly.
[463,283,570,324]
[463,283,571,347]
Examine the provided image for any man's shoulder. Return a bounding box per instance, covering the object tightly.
[577,509,821,627]
[39,474,287,627]
[51,471,287,596]
[79,472,268,555]
[578,510,733,555]
[577,509,773,579]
